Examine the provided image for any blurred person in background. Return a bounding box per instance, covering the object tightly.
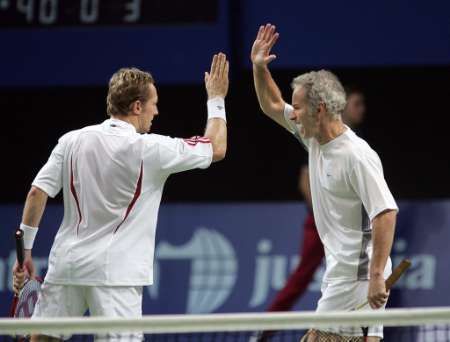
[343,85,366,134]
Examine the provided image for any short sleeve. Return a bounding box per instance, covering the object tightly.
[32,135,68,198]
[152,135,213,175]
[349,153,399,221]
[283,103,309,151]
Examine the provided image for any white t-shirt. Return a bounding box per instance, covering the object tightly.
[32,118,213,286]
[284,104,398,283]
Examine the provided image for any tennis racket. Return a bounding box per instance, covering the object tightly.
[9,229,42,319]
[300,259,412,342]
[354,258,412,311]
[357,259,411,342]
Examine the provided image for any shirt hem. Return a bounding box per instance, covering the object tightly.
[31,182,58,198]
[199,144,213,169]
[45,277,153,286]
[369,205,399,221]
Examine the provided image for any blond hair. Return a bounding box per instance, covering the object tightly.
[106,68,154,117]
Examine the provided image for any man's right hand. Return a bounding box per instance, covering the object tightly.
[12,250,35,295]
[251,24,280,68]
[205,53,229,100]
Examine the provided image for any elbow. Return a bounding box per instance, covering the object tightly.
[259,103,273,116]
[260,102,283,117]
[212,145,227,162]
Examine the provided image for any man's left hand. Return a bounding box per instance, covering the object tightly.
[368,275,389,309]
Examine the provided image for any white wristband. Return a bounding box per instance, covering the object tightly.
[20,223,38,250]
[207,97,226,122]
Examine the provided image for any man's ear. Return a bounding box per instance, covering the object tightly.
[318,102,326,114]
[317,103,327,121]
[130,100,142,115]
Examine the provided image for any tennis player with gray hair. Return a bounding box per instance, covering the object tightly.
[251,24,398,341]
[12,52,229,341]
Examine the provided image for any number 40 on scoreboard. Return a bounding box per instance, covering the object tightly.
[0,0,217,27]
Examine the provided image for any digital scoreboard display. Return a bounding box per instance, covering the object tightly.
[0,0,217,27]
[0,0,228,86]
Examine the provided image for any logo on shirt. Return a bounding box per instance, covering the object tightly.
[216,105,224,110]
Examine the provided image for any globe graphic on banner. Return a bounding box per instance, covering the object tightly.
[157,228,238,313]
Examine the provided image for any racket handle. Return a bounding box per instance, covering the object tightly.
[385,259,411,290]
[15,229,25,268]
[354,259,412,311]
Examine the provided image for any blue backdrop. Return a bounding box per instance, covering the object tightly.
[1,200,449,316]
[241,0,450,68]
[1,0,449,86]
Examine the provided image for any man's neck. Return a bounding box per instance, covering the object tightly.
[111,115,139,132]
[316,119,347,145]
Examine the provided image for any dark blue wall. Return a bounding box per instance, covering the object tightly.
[241,0,450,68]
[1,0,449,86]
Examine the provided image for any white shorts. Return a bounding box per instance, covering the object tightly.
[32,281,143,341]
[316,280,388,338]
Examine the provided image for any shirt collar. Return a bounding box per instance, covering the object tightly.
[103,118,137,134]
[319,125,350,151]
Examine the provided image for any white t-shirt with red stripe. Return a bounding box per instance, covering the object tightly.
[32,118,212,286]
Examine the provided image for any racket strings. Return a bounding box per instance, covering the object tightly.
[15,279,41,318]
[301,329,367,341]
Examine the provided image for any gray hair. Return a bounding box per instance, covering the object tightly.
[291,70,346,120]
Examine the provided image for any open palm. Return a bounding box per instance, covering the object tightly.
[251,24,279,67]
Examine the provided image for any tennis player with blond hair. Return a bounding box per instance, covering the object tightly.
[251,24,398,341]
[12,53,229,341]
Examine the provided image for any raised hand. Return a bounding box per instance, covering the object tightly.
[251,24,280,68]
[205,53,229,99]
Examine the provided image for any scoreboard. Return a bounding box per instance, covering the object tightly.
[0,0,217,27]
[0,0,228,86]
